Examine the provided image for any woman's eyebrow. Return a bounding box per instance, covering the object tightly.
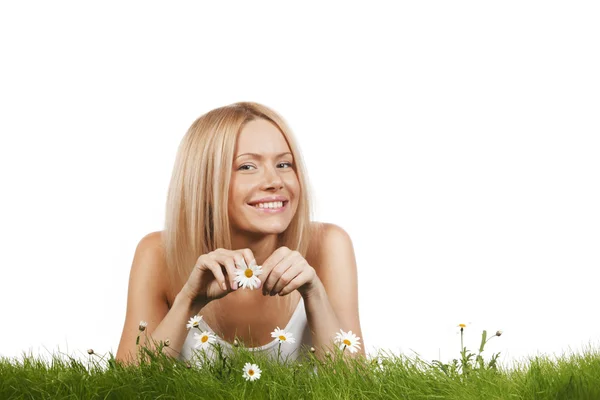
[235,152,292,160]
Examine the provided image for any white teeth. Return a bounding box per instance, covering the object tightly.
[254,201,283,209]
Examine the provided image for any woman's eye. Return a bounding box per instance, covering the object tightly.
[238,162,292,171]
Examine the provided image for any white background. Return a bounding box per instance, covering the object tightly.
[1,1,599,368]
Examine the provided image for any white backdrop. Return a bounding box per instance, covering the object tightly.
[1,1,599,368]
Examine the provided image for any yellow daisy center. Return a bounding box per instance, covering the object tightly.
[459,324,466,328]
[279,335,286,341]
[201,335,208,343]
[343,339,351,346]
[249,369,254,375]
[244,268,254,278]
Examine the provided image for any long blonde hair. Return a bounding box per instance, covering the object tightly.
[162,102,313,295]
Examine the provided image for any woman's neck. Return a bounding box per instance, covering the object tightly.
[230,232,280,266]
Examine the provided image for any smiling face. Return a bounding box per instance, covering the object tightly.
[228,118,300,237]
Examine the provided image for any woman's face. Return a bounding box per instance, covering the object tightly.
[228,118,300,237]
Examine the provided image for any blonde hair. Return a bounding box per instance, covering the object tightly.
[162,102,313,295]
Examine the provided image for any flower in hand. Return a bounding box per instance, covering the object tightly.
[234,259,263,290]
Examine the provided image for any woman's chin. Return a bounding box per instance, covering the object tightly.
[247,222,290,236]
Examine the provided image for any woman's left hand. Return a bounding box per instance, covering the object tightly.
[261,246,319,297]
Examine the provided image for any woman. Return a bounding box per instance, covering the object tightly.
[115,102,364,365]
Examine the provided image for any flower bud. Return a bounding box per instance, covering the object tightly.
[139,321,148,332]
[164,339,171,347]
[496,330,503,337]
[87,349,94,355]
[233,339,239,347]
[310,347,316,353]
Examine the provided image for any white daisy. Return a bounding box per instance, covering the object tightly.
[193,331,217,350]
[334,329,361,353]
[233,259,263,290]
[242,362,262,381]
[271,327,296,344]
[186,315,203,330]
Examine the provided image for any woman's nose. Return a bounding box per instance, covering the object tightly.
[260,165,283,190]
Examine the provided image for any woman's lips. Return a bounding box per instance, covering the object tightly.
[247,201,288,214]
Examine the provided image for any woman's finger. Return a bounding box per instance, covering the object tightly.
[239,248,256,269]
[263,251,299,294]
[261,246,289,275]
[212,250,239,290]
[200,257,227,291]
[279,268,312,296]
[270,263,304,295]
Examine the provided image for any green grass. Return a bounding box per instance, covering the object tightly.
[2,343,600,400]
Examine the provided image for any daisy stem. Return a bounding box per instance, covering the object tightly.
[460,328,464,353]
[277,343,282,363]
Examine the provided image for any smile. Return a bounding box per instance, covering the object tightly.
[248,201,288,213]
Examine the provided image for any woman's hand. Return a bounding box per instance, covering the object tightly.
[181,248,256,304]
[261,246,319,297]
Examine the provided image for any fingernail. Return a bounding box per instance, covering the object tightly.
[222,283,227,290]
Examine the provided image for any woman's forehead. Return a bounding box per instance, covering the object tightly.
[236,119,291,155]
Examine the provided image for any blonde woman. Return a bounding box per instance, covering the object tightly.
[115,102,364,364]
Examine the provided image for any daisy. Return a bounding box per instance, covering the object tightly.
[456,322,473,332]
[193,331,217,350]
[271,327,296,344]
[186,315,203,330]
[234,259,263,290]
[334,329,362,353]
[242,362,262,381]
[138,320,148,331]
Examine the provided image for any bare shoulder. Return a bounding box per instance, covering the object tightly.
[307,222,363,347]
[135,231,172,301]
[308,222,354,268]
[115,230,171,362]
[136,231,165,267]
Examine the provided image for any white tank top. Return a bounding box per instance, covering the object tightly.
[178,296,312,364]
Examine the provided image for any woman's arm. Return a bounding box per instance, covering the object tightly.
[115,232,207,364]
[303,223,365,358]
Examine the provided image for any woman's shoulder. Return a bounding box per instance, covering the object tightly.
[307,221,353,266]
[134,230,173,303]
[309,221,352,243]
[137,230,166,262]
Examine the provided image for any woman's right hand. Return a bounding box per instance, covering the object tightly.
[181,248,257,304]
